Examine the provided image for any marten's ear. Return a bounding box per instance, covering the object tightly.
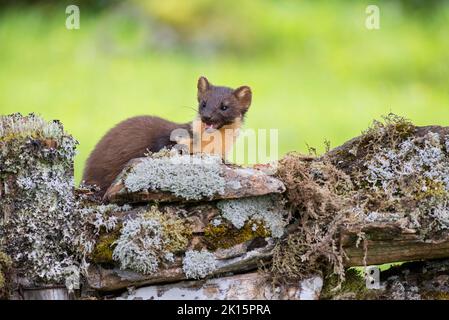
[234,86,252,110]
[197,76,211,95]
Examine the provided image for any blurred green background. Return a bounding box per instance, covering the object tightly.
[1,0,448,183]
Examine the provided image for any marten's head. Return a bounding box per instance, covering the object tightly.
[197,76,252,132]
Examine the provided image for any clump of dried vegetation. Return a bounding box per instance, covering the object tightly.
[272,153,355,284]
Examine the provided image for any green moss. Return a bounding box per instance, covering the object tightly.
[204,220,269,250]
[360,114,415,150]
[89,228,121,264]
[320,268,381,300]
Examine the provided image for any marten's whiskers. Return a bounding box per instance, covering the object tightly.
[181,106,198,115]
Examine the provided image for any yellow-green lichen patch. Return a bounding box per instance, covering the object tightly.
[0,251,12,298]
[204,220,269,250]
[415,179,447,201]
[0,113,67,143]
[157,210,193,253]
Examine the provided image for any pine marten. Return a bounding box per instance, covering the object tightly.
[82,76,252,196]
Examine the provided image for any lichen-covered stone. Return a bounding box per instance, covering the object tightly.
[216,195,288,238]
[124,153,226,200]
[104,156,285,204]
[0,114,132,288]
[85,239,275,291]
[112,207,191,275]
[0,113,79,284]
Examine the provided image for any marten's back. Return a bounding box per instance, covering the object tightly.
[83,116,187,196]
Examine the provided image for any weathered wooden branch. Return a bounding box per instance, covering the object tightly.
[340,223,449,267]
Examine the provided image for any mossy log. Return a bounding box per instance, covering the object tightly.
[324,123,449,266]
[325,125,449,174]
[274,118,449,284]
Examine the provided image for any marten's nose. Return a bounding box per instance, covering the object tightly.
[202,115,212,123]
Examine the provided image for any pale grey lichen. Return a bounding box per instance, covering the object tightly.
[0,114,131,286]
[77,204,122,235]
[73,202,130,263]
[112,209,188,274]
[112,215,164,274]
[389,278,421,300]
[182,249,217,279]
[0,113,80,284]
[123,153,226,200]
[362,131,449,231]
[63,265,80,293]
[164,252,175,263]
[364,211,402,223]
[217,195,288,238]
[428,201,449,230]
[365,132,449,193]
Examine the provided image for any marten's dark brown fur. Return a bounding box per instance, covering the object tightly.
[82,76,252,197]
[82,116,190,194]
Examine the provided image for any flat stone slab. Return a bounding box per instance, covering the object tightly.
[115,272,323,300]
[104,157,285,204]
[86,240,275,292]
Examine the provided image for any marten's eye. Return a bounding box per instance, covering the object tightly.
[220,103,228,111]
[201,102,206,109]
